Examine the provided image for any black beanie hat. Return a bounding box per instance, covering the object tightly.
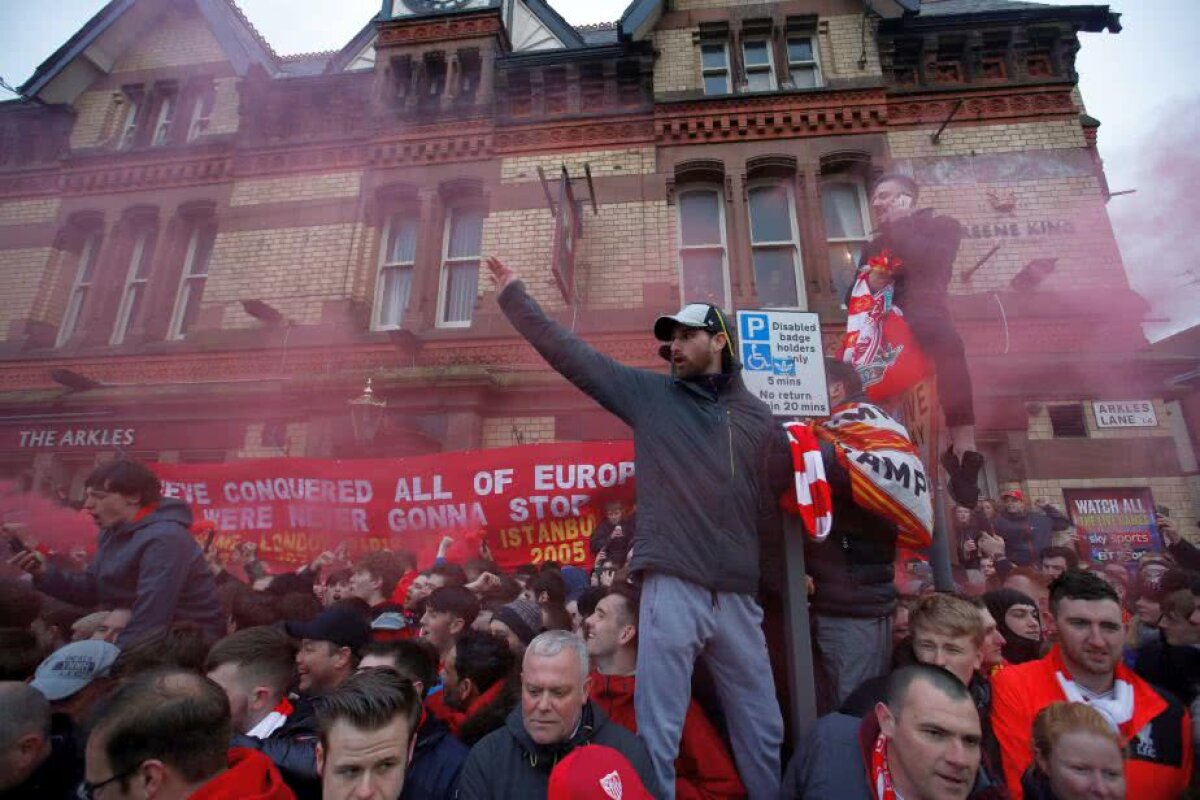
[983,588,1043,665]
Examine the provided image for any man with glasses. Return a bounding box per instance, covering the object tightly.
[80,669,294,799]
[9,459,223,647]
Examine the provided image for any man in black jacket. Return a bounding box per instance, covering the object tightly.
[486,257,788,799]
[0,682,80,800]
[455,630,658,799]
[10,459,224,647]
[807,360,903,707]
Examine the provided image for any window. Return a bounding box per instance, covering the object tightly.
[742,39,775,91]
[787,37,822,88]
[151,89,177,146]
[56,233,100,347]
[111,229,153,345]
[821,181,871,303]
[168,222,215,339]
[186,84,215,143]
[1049,405,1088,438]
[677,188,729,308]
[748,183,804,308]
[438,208,483,327]
[118,93,141,150]
[701,43,731,96]
[373,214,418,330]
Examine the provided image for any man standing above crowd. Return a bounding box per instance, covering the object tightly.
[784,664,983,799]
[485,256,787,799]
[585,582,745,799]
[456,630,659,799]
[992,490,1071,567]
[991,570,1192,798]
[10,460,224,646]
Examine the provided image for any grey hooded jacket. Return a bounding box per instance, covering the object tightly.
[35,497,224,646]
[498,280,789,594]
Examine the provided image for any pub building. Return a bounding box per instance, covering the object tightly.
[1,0,1197,545]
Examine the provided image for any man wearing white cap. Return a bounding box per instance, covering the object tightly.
[484,257,788,799]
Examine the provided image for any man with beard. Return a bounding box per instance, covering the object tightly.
[983,589,1043,666]
[485,257,788,799]
[991,570,1192,798]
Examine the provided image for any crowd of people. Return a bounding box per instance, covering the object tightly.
[0,203,1197,799]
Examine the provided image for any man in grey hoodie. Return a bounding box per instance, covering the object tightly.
[10,459,223,647]
[485,257,788,799]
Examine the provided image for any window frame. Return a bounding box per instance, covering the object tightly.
[118,92,141,150]
[700,41,732,96]
[786,35,823,89]
[151,88,177,146]
[371,211,419,331]
[820,179,872,305]
[675,184,731,310]
[110,228,153,345]
[746,179,806,309]
[56,232,100,348]
[741,37,777,92]
[167,222,214,340]
[435,206,485,329]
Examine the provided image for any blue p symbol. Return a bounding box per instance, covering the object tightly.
[741,313,769,342]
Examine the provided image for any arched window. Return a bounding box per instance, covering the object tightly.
[110,207,159,345]
[55,214,104,348]
[168,207,216,339]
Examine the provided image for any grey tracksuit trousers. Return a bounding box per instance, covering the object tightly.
[634,572,783,800]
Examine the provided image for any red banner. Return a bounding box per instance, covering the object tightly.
[154,442,635,571]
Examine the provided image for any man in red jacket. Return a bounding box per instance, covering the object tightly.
[83,669,294,800]
[585,582,746,799]
[991,570,1192,798]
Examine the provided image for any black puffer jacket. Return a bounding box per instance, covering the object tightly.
[232,695,320,800]
[35,497,224,646]
[804,436,898,619]
[404,713,468,800]
[499,281,789,594]
[454,702,660,799]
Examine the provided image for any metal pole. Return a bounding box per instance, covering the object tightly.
[781,513,819,741]
[928,481,955,591]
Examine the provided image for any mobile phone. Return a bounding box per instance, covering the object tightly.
[1155,505,1170,518]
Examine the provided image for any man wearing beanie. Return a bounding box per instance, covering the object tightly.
[487,253,787,799]
[982,588,1044,666]
[490,599,542,654]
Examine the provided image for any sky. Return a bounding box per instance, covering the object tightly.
[0,0,1196,338]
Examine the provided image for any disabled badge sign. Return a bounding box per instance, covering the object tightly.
[736,310,830,418]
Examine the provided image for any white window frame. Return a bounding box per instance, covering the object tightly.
[821,179,872,306]
[168,224,213,340]
[676,185,731,310]
[700,42,731,96]
[56,234,99,348]
[786,35,823,89]
[435,207,484,329]
[747,180,805,309]
[741,38,776,92]
[186,87,215,143]
[118,94,140,150]
[110,230,151,345]
[371,213,418,331]
[151,90,176,146]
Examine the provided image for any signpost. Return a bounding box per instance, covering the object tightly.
[737,308,826,743]
[1092,400,1157,429]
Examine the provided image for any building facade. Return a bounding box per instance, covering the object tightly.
[1,0,1197,540]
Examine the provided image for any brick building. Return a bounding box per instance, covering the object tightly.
[1,0,1197,541]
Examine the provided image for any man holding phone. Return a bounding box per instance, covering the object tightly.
[8,459,224,647]
[862,174,983,507]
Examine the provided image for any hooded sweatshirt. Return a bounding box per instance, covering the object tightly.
[983,588,1044,664]
[188,749,295,800]
[35,497,224,646]
[454,702,660,800]
[589,671,746,799]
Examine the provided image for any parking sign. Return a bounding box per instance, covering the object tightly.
[734,310,829,417]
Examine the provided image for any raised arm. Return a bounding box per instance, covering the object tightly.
[487,257,657,426]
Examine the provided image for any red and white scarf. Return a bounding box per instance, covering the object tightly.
[783,403,933,549]
[842,251,903,378]
[871,734,899,800]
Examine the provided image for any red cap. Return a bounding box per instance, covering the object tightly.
[1000,489,1025,501]
[547,745,655,800]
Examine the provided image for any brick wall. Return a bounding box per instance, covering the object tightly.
[500,148,657,183]
[111,6,228,73]
[70,90,119,150]
[822,15,882,79]
[229,171,364,206]
[1028,400,1173,441]
[203,223,365,328]
[0,248,55,337]
[887,120,1086,160]
[206,77,241,136]
[0,199,61,226]
[482,416,556,448]
[653,28,700,94]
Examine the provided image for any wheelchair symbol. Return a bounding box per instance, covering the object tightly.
[772,358,796,376]
[742,343,772,371]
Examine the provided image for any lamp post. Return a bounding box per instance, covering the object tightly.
[349,377,386,444]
